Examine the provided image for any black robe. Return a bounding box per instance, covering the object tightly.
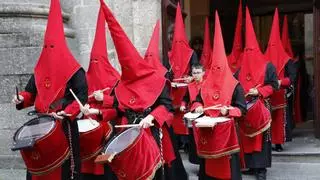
[284,59,298,142]
[194,84,247,180]
[21,68,88,180]
[235,63,278,170]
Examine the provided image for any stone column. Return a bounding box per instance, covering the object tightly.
[0,0,75,169]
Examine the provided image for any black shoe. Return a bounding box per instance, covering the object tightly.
[255,169,267,180]
[274,144,283,152]
[242,168,255,175]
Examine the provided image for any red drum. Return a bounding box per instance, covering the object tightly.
[239,98,271,137]
[12,115,69,175]
[95,127,161,180]
[193,117,240,159]
[78,119,112,161]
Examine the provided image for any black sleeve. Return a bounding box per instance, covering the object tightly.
[154,83,174,113]
[265,63,279,90]
[285,59,297,84]
[24,75,37,95]
[194,92,203,103]
[233,69,240,80]
[63,68,88,109]
[182,89,190,105]
[231,84,247,116]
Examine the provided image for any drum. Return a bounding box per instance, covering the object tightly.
[171,82,188,88]
[183,112,202,128]
[95,127,161,180]
[78,119,112,161]
[193,117,239,159]
[12,115,69,175]
[239,98,271,137]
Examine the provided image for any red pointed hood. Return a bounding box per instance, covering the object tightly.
[281,15,294,58]
[264,8,290,77]
[239,7,268,93]
[200,17,212,70]
[144,20,167,76]
[228,0,243,73]
[100,0,166,111]
[201,11,238,117]
[87,7,120,95]
[34,0,80,111]
[169,2,194,78]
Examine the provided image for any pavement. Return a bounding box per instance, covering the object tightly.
[1,121,320,180]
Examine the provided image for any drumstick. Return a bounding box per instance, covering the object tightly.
[203,104,222,111]
[88,87,111,98]
[114,124,141,128]
[205,107,235,110]
[69,89,84,109]
[173,77,192,81]
[16,86,21,101]
[114,123,155,128]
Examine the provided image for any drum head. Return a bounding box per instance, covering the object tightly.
[14,116,55,141]
[184,112,202,120]
[195,116,230,127]
[77,119,99,133]
[103,127,141,155]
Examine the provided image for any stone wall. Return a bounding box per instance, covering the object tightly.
[0,0,161,169]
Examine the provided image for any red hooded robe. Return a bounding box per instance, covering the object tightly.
[170,3,194,135]
[264,8,291,145]
[194,11,241,179]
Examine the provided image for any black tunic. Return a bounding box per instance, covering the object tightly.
[23,68,88,180]
[194,84,247,180]
[236,63,278,169]
[284,59,298,142]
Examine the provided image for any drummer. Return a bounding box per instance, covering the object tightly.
[166,3,199,151]
[11,0,87,180]
[78,6,119,180]
[234,8,279,180]
[191,11,247,180]
[84,1,188,179]
[179,63,205,165]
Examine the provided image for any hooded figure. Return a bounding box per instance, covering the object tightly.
[200,17,212,71]
[264,8,297,150]
[169,2,199,137]
[99,1,188,179]
[236,7,279,180]
[191,11,246,180]
[282,15,302,125]
[228,0,243,73]
[144,20,168,77]
[14,0,88,180]
[80,7,119,180]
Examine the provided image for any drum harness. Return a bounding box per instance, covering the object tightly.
[125,108,165,177]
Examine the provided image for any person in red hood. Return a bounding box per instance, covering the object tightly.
[78,6,120,180]
[179,63,205,165]
[11,0,87,180]
[227,0,243,74]
[235,7,279,180]
[96,1,188,179]
[264,9,297,152]
[191,11,247,180]
[166,3,199,152]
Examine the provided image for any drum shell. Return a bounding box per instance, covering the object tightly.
[20,120,70,175]
[79,121,112,161]
[109,129,161,180]
[239,99,271,137]
[193,120,239,159]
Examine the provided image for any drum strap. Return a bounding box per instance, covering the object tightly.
[67,121,75,179]
[124,108,152,124]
